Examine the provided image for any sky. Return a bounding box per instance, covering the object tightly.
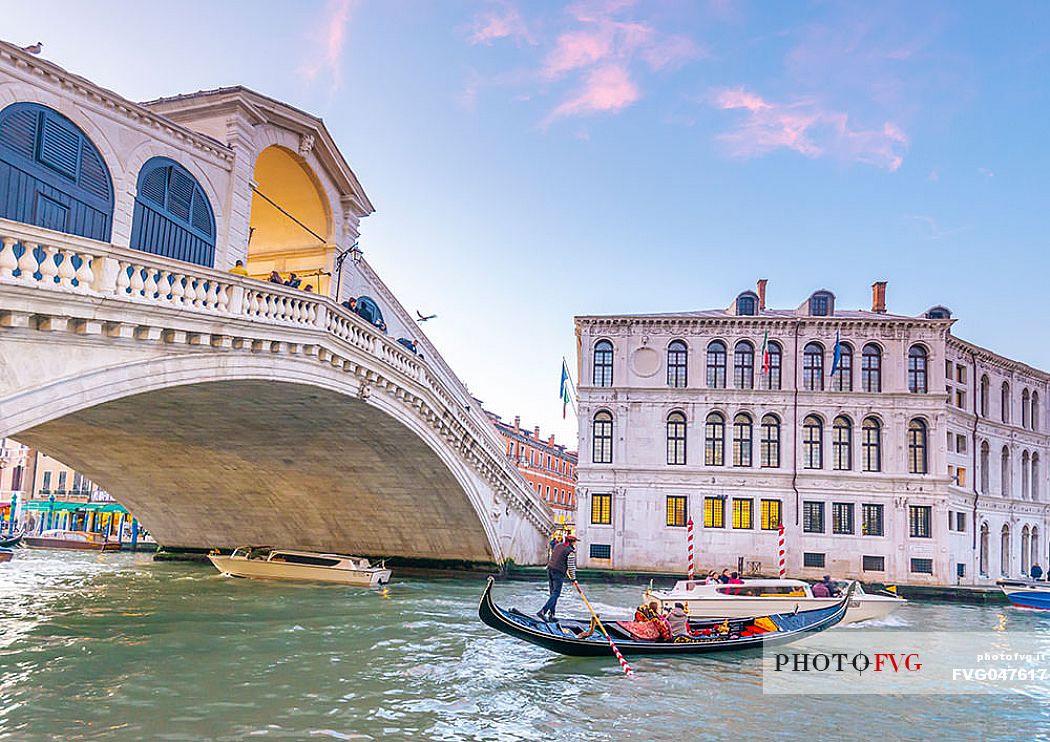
[3,0,1049,445]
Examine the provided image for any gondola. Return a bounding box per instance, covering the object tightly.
[478,576,855,657]
[0,532,22,548]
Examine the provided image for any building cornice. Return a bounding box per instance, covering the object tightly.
[575,314,953,334]
[947,335,1050,383]
[0,40,232,162]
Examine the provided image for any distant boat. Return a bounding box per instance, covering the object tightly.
[996,579,1050,610]
[0,532,22,548]
[646,578,905,625]
[208,547,392,587]
[23,529,121,552]
[0,548,13,563]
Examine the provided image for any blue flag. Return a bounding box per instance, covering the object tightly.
[829,331,842,376]
[560,360,571,419]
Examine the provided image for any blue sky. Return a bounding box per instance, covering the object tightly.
[4,0,1049,444]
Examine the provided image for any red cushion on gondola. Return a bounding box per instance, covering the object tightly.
[616,621,662,640]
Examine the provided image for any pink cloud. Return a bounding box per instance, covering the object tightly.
[465,0,702,125]
[544,64,640,124]
[712,87,908,171]
[300,0,356,90]
[470,2,534,46]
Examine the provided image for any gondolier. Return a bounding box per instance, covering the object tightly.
[538,533,577,621]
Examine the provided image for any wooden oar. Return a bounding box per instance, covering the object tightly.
[571,580,635,677]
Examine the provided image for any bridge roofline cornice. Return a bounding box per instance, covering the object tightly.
[0,40,233,163]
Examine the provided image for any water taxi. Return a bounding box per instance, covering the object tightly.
[996,578,1050,610]
[23,529,121,551]
[646,578,905,625]
[208,547,392,587]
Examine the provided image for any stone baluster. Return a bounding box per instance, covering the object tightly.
[195,278,209,308]
[248,290,261,317]
[291,299,303,324]
[74,251,95,292]
[16,242,39,283]
[57,249,77,288]
[0,238,17,279]
[170,273,186,305]
[38,246,59,286]
[263,293,275,319]
[205,280,220,311]
[143,268,159,300]
[129,265,145,298]
[217,283,230,312]
[115,262,131,295]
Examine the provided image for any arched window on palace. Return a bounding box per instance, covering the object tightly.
[980,441,990,493]
[862,344,882,393]
[667,340,688,388]
[131,157,216,266]
[1022,389,1031,429]
[980,375,989,417]
[592,411,613,464]
[979,522,989,576]
[1033,453,1041,501]
[1001,446,1011,496]
[833,415,853,471]
[593,340,613,387]
[666,411,687,465]
[908,419,928,474]
[1022,451,1031,499]
[803,343,824,391]
[803,415,823,469]
[0,102,113,241]
[705,412,725,466]
[831,343,853,392]
[1033,392,1041,431]
[733,413,753,467]
[1001,525,1011,576]
[707,341,727,389]
[763,341,782,390]
[1001,382,1011,423]
[862,417,881,472]
[734,341,754,389]
[760,414,780,468]
[907,346,928,394]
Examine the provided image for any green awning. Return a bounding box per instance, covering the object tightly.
[21,501,129,514]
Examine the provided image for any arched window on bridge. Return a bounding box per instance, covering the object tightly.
[0,102,113,241]
[131,157,216,266]
[355,296,385,329]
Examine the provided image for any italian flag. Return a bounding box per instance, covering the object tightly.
[760,330,770,375]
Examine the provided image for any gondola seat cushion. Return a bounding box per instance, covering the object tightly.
[616,621,662,640]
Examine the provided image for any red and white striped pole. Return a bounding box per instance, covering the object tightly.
[687,517,695,581]
[777,522,786,578]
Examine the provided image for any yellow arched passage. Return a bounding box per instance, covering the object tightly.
[247,146,334,295]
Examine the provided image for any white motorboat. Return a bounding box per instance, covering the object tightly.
[646,578,905,625]
[996,578,1050,610]
[208,547,392,587]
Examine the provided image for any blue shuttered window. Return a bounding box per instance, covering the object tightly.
[130,157,216,267]
[0,103,114,241]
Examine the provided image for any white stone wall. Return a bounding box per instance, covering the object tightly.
[570,308,1023,585]
[945,340,1050,581]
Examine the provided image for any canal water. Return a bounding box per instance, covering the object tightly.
[1,551,1048,741]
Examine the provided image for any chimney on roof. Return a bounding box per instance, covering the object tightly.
[756,279,768,310]
[872,281,887,314]
[534,425,541,441]
[513,415,520,432]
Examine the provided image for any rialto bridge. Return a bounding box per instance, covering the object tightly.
[0,41,552,565]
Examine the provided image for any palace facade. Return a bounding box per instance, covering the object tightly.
[574,281,1050,585]
[488,412,577,519]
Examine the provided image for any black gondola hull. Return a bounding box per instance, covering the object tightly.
[478,576,854,657]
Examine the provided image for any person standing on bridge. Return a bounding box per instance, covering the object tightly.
[537,534,576,621]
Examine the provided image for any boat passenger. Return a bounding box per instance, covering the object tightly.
[635,600,661,622]
[727,571,744,585]
[537,534,576,621]
[703,570,719,584]
[666,603,692,638]
[811,578,831,598]
[718,569,731,584]
[1032,563,1044,581]
[820,575,840,597]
